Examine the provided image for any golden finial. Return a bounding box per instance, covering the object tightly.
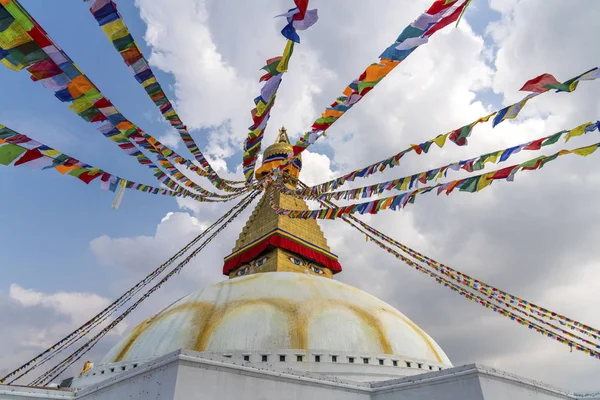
[276,126,290,144]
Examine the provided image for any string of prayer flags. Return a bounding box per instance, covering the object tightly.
[30,191,259,387]
[294,66,600,198]
[290,121,599,202]
[352,221,600,359]
[287,0,469,160]
[345,214,600,342]
[242,0,318,182]
[271,133,600,219]
[277,1,319,43]
[0,1,246,198]
[1,190,258,385]
[0,124,237,202]
[86,0,245,191]
[493,67,600,127]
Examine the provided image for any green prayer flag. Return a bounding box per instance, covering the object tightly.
[541,131,566,146]
[459,176,480,193]
[0,143,26,165]
[539,152,560,169]
[5,2,34,31]
[67,168,88,178]
[519,156,545,169]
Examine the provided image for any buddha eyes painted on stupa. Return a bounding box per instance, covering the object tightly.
[254,257,269,268]
[236,265,251,276]
[309,265,324,275]
[289,256,304,266]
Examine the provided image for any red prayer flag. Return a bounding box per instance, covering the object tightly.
[78,171,102,184]
[293,0,309,18]
[424,2,466,37]
[26,59,62,81]
[523,138,545,151]
[519,73,560,94]
[94,98,112,109]
[410,144,423,155]
[492,165,515,180]
[427,0,458,15]
[26,26,52,48]
[14,148,43,166]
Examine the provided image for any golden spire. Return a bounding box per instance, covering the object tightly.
[223,131,341,279]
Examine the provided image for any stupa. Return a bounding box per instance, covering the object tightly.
[2,129,597,399]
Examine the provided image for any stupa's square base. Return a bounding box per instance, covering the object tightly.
[1,349,596,400]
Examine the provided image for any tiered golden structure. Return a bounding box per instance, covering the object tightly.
[223,128,341,279]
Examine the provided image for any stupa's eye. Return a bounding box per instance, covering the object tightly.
[236,265,250,276]
[254,257,268,267]
[289,256,304,266]
[309,265,324,275]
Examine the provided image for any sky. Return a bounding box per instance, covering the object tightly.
[1,0,600,392]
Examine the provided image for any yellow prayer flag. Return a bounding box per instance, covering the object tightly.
[101,19,129,41]
[0,20,31,50]
[565,122,593,142]
[476,173,494,192]
[479,112,496,123]
[399,178,410,191]
[41,149,60,157]
[255,100,268,116]
[68,96,94,114]
[142,77,157,87]
[276,40,294,73]
[571,144,599,157]
[433,133,448,148]
[484,152,500,165]
[1,58,23,71]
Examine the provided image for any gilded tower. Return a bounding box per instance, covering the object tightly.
[223,127,342,279]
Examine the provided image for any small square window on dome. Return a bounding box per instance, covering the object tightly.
[348,357,355,364]
[379,359,384,365]
[297,355,303,362]
[315,355,321,362]
[331,355,337,363]
[280,355,286,362]
[261,355,268,362]
[243,355,250,362]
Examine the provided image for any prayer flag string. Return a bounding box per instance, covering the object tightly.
[0,0,245,196]
[294,67,599,197]
[284,0,470,163]
[30,191,259,386]
[242,0,318,182]
[1,191,258,385]
[351,221,600,359]
[270,127,600,219]
[346,214,600,342]
[290,121,599,201]
[85,0,246,191]
[0,124,241,202]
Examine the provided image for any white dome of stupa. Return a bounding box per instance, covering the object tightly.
[96,272,451,381]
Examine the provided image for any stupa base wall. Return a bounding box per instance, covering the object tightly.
[0,350,597,400]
